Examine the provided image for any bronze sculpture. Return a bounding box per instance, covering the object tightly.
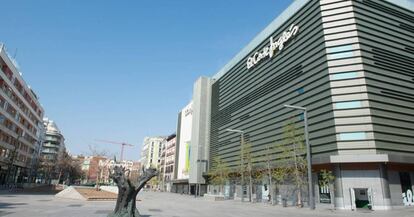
[108,166,157,217]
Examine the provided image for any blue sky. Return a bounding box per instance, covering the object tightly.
[1,0,292,160]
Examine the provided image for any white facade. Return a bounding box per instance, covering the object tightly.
[42,118,65,161]
[339,170,388,210]
[0,44,45,184]
[189,77,212,185]
[176,101,192,180]
[162,134,176,191]
[140,136,165,169]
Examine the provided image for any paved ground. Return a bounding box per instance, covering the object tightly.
[75,188,117,200]
[1,190,414,217]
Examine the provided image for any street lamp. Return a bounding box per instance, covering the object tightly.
[284,104,315,210]
[196,159,208,197]
[225,128,246,202]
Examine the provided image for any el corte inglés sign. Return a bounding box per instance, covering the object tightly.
[246,24,299,69]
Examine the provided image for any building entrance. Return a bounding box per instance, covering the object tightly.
[353,188,371,209]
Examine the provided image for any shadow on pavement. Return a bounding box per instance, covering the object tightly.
[0,202,27,209]
[16,185,61,195]
[0,210,14,216]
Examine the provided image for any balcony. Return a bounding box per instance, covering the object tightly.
[43,143,60,148]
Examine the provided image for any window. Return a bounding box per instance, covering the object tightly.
[327,45,355,60]
[335,101,362,109]
[327,52,354,60]
[297,87,305,94]
[331,72,358,80]
[299,113,304,121]
[327,45,353,53]
[338,132,366,141]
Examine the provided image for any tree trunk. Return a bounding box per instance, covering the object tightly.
[267,162,273,205]
[248,162,253,202]
[109,186,140,217]
[249,175,253,202]
[57,169,63,184]
[108,167,157,217]
[297,186,303,207]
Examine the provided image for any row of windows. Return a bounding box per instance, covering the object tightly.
[43,154,57,161]
[42,148,58,154]
[0,147,10,158]
[328,45,367,142]
[328,52,354,60]
[0,113,37,145]
[166,141,176,149]
[16,153,31,165]
[328,45,360,82]
[0,146,31,165]
[164,165,174,174]
[338,132,367,141]
[334,101,362,109]
[0,100,38,137]
[0,57,43,118]
[331,72,359,80]
[326,44,356,60]
[0,130,34,154]
[0,78,41,133]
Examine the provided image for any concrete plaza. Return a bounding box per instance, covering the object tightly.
[1,191,414,217]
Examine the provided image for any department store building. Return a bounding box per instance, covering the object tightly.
[208,0,414,210]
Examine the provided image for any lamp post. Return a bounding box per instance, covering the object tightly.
[225,128,247,202]
[196,159,208,197]
[284,104,315,209]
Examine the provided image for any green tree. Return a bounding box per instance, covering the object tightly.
[209,156,229,195]
[319,169,334,187]
[149,175,159,190]
[255,145,276,204]
[269,141,291,205]
[319,169,335,204]
[238,142,255,202]
[283,119,308,207]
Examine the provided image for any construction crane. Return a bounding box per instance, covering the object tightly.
[95,139,134,161]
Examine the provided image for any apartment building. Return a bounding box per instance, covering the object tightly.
[0,44,44,184]
[140,136,166,169]
[161,133,176,192]
[78,155,107,184]
[42,118,65,162]
[97,159,141,184]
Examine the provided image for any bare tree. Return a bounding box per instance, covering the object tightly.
[37,156,57,184]
[57,152,83,185]
[57,152,71,184]
[88,145,111,190]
